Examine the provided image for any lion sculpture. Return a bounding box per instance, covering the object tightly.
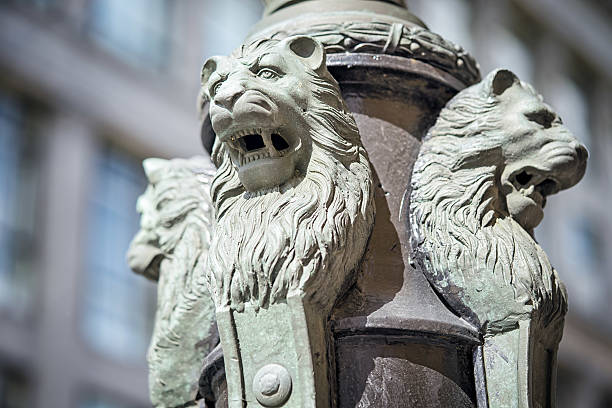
[201,35,375,312]
[127,156,217,407]
[198,35,375,406]
[409,69,587,406]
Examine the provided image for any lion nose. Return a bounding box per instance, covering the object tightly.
[574,142,588,163]
[215,81,246,110]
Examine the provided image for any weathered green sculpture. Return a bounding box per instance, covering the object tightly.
[127,157,217,407]
[409,69,588,407]
[202,35,375,407]
[203,35,374,312]
[127,3,590,405]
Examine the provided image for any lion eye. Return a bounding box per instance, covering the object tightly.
[210,81,223,97]
[525,110,555,129]
[257,68,279,80]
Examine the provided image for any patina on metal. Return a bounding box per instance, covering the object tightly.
[410,69,587,407]
[128,1,588,407]
[127,157,217,407]
[202,34,375,408]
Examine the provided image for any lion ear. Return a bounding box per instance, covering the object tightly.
[284,36,326,72]
[489,69,520,96]
[201,57,220,86]
[143,158,168,183]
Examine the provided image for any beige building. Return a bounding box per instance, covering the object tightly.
[0,1,609,407]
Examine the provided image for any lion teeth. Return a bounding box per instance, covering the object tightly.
[228,128,288,166]
[240,149,274,165]
[231,128,268,141]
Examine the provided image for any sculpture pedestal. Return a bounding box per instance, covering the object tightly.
[328,52,480,407]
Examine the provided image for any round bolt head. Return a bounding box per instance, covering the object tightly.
[253,364,292,407]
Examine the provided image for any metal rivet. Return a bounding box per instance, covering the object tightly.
[253,364,292,407]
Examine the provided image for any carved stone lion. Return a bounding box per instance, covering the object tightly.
[409,69,587,405]
[201,36,375,313]
[410,69,587,332]
[127,157,217,407]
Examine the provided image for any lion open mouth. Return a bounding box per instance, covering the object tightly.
[511,170,561,207]
[228,128,292,166]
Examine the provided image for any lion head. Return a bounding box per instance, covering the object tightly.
[410,69,587,334]
[127,157,216,280]
[201,36,375,312]
[127,157,217,407]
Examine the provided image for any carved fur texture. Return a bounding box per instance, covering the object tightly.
[205,37,375,312]
[410,69,587,335]
[128,157,217,407]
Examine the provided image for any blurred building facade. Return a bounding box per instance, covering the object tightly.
[0,1,609,408]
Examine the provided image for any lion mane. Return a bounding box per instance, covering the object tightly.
[409,71,568,335]
[129,157,217,406]
[206,38,375,312]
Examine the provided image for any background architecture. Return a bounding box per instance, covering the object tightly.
[0,1,609,407]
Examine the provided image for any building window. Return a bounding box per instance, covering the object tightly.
[484,27,534,83]
[570,216,604,271]
[0,364,31,408]
[87,0,171,69]
[411,0,474,53]
[560,215,608,320]
[0,92,39,321]
[81,145,156,362]
[201,0,263,58]
[547,75,592,150]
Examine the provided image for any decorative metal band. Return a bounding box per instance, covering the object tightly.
[291,21,481,86]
